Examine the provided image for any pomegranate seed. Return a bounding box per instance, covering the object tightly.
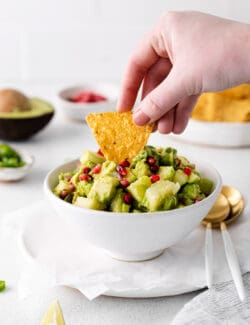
[97,149,104,156]
[120,179,130,187]
[69,182,75,190]
[65,175,72,182]
[183,167,192,176]
[79,174,92,181]
[150,165,159,173]
[92,163,102,174]
[119,159,130,167]
[116,165,127,177]
[60,190,69,199]
[123,193,132,204]
[147,156,156,165]
[151,174,160,183]
[82,167,91,174]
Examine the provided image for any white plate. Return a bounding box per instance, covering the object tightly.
[19,209,202,298]
[171,119,250,147]
[18,201,250,300]
[0,149,34,181]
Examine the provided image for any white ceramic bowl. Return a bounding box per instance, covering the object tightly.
[57,83,118,122]
[44,159,222,261]
[0,149,34,182]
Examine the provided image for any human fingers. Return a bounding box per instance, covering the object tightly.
[173,95,198,134]
[133,68,188,125]
[156,107,175,134]
[117,32,159,112]
[141,58,172,100]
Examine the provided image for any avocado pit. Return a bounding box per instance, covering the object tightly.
[0,89,31,113]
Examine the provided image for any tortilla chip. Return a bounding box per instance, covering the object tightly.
[86,111,153,163]
[192,84,250,122]
[219,84,250,100]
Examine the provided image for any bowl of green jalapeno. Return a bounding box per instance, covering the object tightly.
[0,143,34,181]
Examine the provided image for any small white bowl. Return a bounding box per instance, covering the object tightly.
[57,83,118,122]
[44,158,222,262]
[0,149,34,182]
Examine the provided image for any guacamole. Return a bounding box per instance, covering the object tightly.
[54,146,213,213]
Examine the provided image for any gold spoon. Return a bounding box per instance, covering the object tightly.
[202,186,245,301]
[222,185,243,207]
[202,193,230,227]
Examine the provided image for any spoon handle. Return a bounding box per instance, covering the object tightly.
[205,222,213,288]
[220,222,245,301]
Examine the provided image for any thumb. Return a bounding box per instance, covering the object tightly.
[133,68,188,125]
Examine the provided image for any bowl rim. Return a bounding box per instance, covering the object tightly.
[44,157,222,220]
[57,83,118,105]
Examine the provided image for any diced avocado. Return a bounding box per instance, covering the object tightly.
[176,155,190,167]
[80,150,105,165]
[53,180,71,196]
[76,180,93,196]
[74,196,106,210]
[197,193,206,201]
[126,169,137,183]
[70,170,82,186]
[58,172,73,182]
[110,189,130,212]
[131,145,160,167]
[177,202,185,209]
[188,171,201,184]
[64,193,73,203]
[54,145,214,213]
[160,147,177,166]
[162,195,178,211]
[199,178,213,195]
[81,161,96,170]
[142,180,180,212]
[99,160,116,177]
[175,155,195,169]
[133,160,151,178]
[158,166,175,181]
[182,183,201,200]
[88,175,119,204]
[181,197,194,206]
[127,176,151,202]
[131,150,147,167]
[173,169,189,186]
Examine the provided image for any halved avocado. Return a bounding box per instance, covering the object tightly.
[0,98,54,140]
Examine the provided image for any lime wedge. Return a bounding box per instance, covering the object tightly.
[40,300,65,325]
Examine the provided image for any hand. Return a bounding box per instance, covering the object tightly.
[117,11,250,133]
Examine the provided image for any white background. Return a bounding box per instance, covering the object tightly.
[0,0,250,84]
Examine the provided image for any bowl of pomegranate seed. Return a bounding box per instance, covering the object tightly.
[57,83,118,122]
[44,146,222,262]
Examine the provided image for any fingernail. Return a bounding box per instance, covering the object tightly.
[133,109,150,125]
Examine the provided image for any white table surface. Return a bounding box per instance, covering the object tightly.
[0,83,249,324]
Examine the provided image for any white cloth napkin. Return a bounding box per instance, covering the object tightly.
[1,200,250,301]
[171,273,250,325]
